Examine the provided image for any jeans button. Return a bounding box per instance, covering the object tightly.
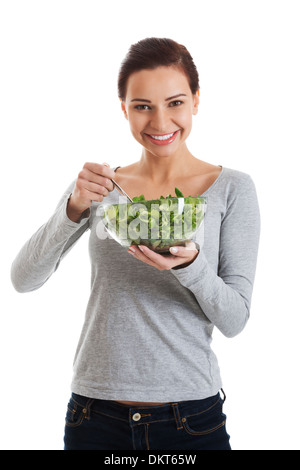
[132,413,141,422]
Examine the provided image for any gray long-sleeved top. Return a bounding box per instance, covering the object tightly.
[11,166,260,401]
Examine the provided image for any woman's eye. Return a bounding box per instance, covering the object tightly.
[135,105,151,111]
[134,101,183,111]
[169,100,183,107]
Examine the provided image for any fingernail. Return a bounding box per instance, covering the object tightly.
[170,247,178,253]
[128,247,135,254]
[138,245,144,252]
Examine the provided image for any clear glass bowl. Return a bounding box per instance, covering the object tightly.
[100,197,207,254]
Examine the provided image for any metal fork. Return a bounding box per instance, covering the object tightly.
[111,179,134,203]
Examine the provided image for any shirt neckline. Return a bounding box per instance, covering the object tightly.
[200,165,225,197]
[112,165,225,199]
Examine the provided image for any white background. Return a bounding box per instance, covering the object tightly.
[1,0,299,450]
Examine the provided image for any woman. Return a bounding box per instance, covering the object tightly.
[11,38,260,450]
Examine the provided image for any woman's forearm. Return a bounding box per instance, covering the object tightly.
[11,187,89,293]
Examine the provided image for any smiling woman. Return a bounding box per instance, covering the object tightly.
[11,37,260,451]
[119,66,200,166]
[117,38,200,158]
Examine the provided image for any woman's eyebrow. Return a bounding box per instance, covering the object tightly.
[130,93,187,103]
[165,93,187,101]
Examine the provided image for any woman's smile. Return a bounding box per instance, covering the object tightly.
[144,129,180,146]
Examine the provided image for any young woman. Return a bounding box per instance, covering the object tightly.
[11,38,260,450]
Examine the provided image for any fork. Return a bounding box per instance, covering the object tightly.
[111,179,134,203]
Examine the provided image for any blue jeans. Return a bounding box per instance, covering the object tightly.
[64,390,231,450]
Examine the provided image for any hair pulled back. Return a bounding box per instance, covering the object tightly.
[118,37,200,101]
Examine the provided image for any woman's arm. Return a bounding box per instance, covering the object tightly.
[11,181,90,293]
[11,162,116,293]
[170,175,261,338]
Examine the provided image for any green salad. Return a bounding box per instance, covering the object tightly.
[132,187,194,202]
[102,188,206,253]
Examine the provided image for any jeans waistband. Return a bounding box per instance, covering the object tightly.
[71,390,225,428]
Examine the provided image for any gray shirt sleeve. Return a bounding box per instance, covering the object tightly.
[171,175,260,338]
[11,181,90,293]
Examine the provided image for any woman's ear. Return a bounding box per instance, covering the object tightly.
[120,98,128,120]
[192,89,200,116]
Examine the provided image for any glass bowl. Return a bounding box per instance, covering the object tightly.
[100,196,207,254]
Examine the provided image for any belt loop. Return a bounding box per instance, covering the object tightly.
[171,403,183,430]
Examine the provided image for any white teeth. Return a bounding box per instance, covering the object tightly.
[150,132,175,141]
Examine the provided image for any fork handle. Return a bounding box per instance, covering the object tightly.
[111,179,133,203]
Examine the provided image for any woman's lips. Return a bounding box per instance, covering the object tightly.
[144,130,180,146]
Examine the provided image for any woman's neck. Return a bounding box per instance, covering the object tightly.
[138,146,198,185]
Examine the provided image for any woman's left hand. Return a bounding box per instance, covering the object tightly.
[127,241,199,271]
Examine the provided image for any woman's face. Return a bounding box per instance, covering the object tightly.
[121,66,199,158]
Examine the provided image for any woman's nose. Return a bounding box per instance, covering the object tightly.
[149,108,170,132]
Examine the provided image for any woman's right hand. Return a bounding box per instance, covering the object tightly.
[67,162,116,222]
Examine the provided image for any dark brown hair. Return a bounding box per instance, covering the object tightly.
[118,37,200,101]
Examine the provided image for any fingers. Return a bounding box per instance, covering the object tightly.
[128,245,177,271]
[71,161,116,213]
[128,245,168,270]
[170,241,197,254]
[184,241,197,250]
[127,243,199,271]
[78,169,114,193]
[77,179,110,198]
[79,163,116,193]
[83,162,116,180]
